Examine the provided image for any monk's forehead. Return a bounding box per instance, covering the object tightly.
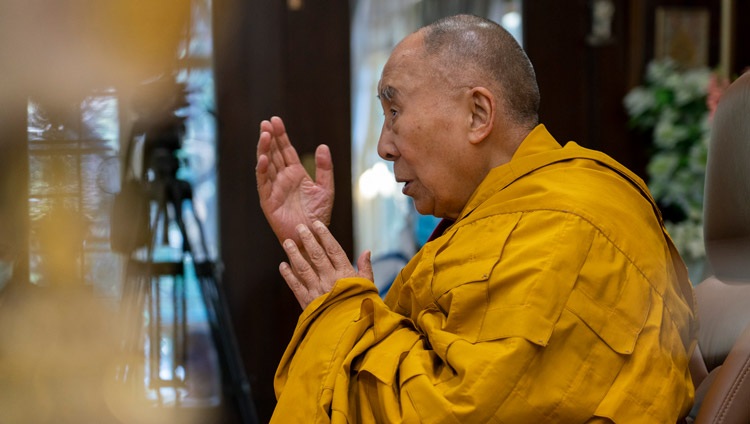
[378,31,452,94]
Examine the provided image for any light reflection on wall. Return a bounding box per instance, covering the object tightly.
[358,162,397,199]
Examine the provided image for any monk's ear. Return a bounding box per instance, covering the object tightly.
[468,87,495,145]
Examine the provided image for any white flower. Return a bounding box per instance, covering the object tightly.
[688,138,708,173]
[665,68,710,106]
[654,108,690,148]
[646,151,680,198]
[624,87,655,117]
[679,68,711,103]
[666,220,705,261]
[625,58,714,262]
[646,59,677,85]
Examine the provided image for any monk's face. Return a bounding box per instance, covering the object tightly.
[376,32,480,219]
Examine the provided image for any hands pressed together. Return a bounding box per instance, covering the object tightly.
[256,117,372,309]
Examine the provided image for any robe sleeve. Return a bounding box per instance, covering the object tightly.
[270,212,566,423]
[271,276,409,423]
[271,275,543,424]
[270,210,692,423]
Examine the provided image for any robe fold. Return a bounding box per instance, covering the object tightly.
[271,125,697,423]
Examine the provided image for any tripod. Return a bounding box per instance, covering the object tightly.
[118,148,258,423]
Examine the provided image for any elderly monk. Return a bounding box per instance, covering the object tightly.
[256,14,697,423]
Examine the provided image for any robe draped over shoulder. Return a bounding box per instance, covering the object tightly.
[271,125,697,423]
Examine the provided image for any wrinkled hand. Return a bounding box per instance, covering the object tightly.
[256,116,334,244]
[280,221,373,309]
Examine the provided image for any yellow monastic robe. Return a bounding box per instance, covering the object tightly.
[271,125,697,423]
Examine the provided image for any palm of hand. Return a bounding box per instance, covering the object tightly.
[257,117,335,245]
[263,163,333,244]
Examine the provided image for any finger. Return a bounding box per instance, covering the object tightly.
[356,250,373,281]
[279,261,310,309]
[256,153,279,196]
[256,154,270,193]
[267,129,288,173]
[310,220,351,270]
[283,238,321,285]
[256,129,271,162]
[270,116,288,140]
[271,116,302,167]
[296,224,333,272]
[258,121,282,170]
[314,144,335,193]
[257,131,282,183]
[259,119,273,136]
[256,130,272,192]
[259,119,289,172]
[256,153,269,175]
[257,168,280,205]
[257,131,273,174]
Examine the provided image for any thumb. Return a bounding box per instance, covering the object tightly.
[356,250,373,281]
[315,144,335,196]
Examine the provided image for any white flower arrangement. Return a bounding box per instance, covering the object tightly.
[624,59,712,266]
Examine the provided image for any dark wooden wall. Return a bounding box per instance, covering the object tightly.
[524,0,729,178]
[733,1,750,77]
[213,0,352,421]
[524,0,640,174]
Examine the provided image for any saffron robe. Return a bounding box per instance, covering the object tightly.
[271,125,697,423]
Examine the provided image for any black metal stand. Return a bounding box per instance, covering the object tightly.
[119,173,258,423]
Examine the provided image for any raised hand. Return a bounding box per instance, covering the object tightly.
[256,116,335,245]
[280,221,373,309]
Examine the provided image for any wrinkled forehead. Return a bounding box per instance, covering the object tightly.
[377,32,434,96]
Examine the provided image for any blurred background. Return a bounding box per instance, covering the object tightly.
[0,0,746,422]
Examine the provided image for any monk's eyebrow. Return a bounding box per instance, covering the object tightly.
[377,85,397,102]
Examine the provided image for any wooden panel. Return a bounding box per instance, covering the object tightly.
[734,1,749,75]
[213,0,286,420]
[523,0,589,148]
[213,0,352,421]
[524,0,647,175]
[284,3,354,256]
